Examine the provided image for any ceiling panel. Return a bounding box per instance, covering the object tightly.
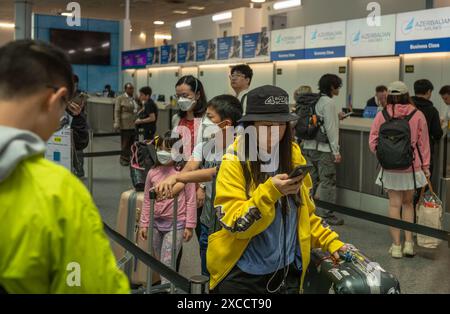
[0,0,254,34]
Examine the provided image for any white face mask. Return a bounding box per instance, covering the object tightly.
[202,116,225,141]
[177,97,196,112]
[156,150,172,165]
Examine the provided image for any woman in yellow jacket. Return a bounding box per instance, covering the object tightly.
[207,85,347,294]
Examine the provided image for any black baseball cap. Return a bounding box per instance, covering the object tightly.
[239,85,298,123]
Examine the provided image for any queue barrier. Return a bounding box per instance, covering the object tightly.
[316,200,450,248]
[103,223,209,294]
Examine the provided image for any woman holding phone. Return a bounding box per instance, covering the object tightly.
[207,85,347,294]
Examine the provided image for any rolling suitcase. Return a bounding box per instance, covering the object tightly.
[303,244,401,294]
[113,189,160,287]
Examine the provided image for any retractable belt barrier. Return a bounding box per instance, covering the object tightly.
[81,151,123,158]
[316,200,450,248]
[103,223,209,294]
[93,132,121,138]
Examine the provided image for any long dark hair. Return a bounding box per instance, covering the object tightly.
[175,75,207,119]
[387,93,415,116]
[239,122,294,216]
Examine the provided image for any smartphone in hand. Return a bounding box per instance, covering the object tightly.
[288,164,314,179]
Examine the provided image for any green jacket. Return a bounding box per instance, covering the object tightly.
[0,126,129,293]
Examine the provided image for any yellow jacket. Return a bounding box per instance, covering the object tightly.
[0,127,130,293]
[207,140,344,292]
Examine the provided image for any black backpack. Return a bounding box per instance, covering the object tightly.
[130,139,157,191]
[295,93,322,140]
[376,108,420,189]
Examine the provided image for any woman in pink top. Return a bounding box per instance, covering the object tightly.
[369,81,430,259]
[138,131,197,285]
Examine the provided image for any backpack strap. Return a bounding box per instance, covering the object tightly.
[405,109,418,121]
[381,108,391,122]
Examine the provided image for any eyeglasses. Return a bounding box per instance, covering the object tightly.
[229,74,245,80]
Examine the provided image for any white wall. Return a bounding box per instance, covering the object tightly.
[275,58,349,108]
[148,67,180,104]
[403,53,450,117]
[249,62,274,90]
[181,67,199,78]
[351,57,400,109]
[262,0,427,29]
[172,7,263,43]
[198,65,234,100]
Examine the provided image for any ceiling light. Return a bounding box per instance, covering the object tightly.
[173,10,188,14]
[139,32,146,40]
[154,21,165,25]
[212,12,232,22]
[0,22,15,29]
[251,0,266,3]
[176,19,191,28]
[101,42,110,48]
[273,0,302,10]
[84,48,93,52]
[189,6,205,10]
[68,50,76,54]
[154,34,172,40]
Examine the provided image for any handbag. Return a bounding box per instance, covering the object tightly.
[130,138,157,191]
[416,178,443,249]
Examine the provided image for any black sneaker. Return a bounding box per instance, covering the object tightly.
[325,214,344,226]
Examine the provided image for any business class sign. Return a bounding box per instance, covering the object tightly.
[305,21,346,59]
[346,15,396,57]
[396,7,450,54]
[271,26,305,61]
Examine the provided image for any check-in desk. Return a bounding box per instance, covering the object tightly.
[336,117,449,221]
[87,97,116,133]
[87,96,176,135]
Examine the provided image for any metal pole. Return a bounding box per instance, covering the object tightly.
[171,196,178,294]
[125,0,130,20]
[88,130,94,194]
[146,190,156,294]
[189,275,210,294]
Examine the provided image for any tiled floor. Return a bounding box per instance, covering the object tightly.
[87,137,450,294]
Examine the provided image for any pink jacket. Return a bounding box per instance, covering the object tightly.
[139,166,197,229]
[369,104,430,172]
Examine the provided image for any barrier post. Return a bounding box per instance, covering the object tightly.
[189,275,209,294]
[87,129,94,194]
[146,190,156,294]
[171,195,178,294]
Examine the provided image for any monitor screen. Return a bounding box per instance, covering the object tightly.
[50,28,111,65]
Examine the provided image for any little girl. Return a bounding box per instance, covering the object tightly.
[138,131,196,285]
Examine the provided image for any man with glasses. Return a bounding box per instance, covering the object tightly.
[230,64,253,114]
[0,40,129,294]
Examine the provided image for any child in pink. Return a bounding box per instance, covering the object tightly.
[138,132,196,285]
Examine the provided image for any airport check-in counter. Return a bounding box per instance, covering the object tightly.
[87,96,116,133]
[87,96,176,135]
[336,117,449,218]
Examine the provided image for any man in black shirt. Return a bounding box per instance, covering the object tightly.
[136,86,158,141]
[412,79,443,178]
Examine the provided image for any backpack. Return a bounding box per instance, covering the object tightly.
[295,93,322,141]
[129,138,158,191]
[376,107,419,189]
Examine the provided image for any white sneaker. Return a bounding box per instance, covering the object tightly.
[389,244,403,258]
[403,241,416,257]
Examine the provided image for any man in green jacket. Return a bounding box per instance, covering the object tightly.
[0,40,130,294]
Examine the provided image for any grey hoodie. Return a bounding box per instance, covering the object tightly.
[0,126,46,183]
